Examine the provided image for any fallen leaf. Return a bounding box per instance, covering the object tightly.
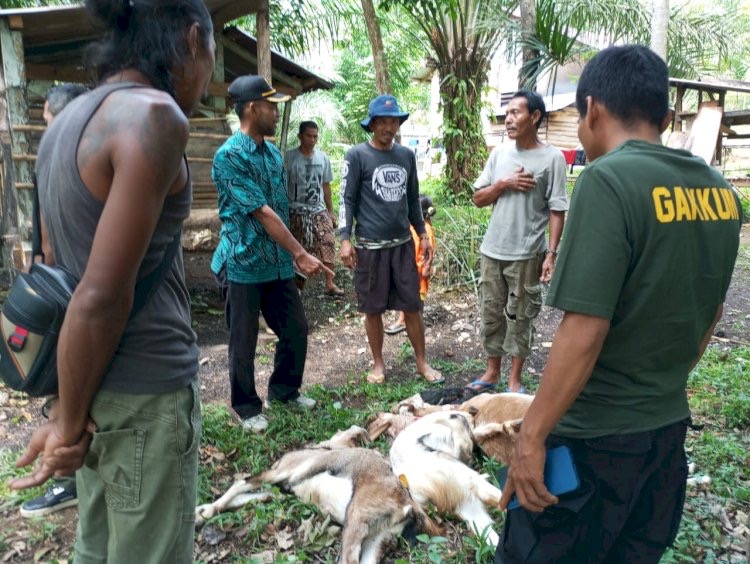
[33,547,52,562]
[249,550,275,563]
[274,527,294,550]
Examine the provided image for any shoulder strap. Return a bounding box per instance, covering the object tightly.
[32,175,181,318]
[32,173,43,261]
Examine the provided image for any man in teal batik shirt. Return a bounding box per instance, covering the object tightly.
[212,76,332,433]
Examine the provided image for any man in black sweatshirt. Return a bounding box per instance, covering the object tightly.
[339,95,442,385]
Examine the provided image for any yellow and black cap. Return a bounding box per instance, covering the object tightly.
[228,75,291,104]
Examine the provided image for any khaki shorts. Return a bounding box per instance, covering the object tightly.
[74,379,201,564]
[479,254,544,359]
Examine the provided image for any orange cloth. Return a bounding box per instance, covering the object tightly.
[411,223,436,300]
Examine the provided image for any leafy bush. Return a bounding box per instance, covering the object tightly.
[431,205,490,293]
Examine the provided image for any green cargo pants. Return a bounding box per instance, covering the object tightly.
[74,379,201,564]
[479,254,544,359]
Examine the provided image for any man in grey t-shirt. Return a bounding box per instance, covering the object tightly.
[284,121,342,295]
[339,95,442,385]
[467,90,568,394]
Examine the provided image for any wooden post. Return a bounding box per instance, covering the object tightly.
[256,0,271,84]
[716,90,726,166]
[0,18,31,274]
[674,85,685,132]
[209,33,225,115]
[279,99,292,154]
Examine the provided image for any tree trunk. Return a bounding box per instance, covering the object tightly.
[361,0,392,95]
[256,1,272,83]
[518,0,539,89]
[650,0,669,61]
[439,64,489,198]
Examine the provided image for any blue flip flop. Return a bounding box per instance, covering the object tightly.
[465,379,497,392]
[506,385,528,394]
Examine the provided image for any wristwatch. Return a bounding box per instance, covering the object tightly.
[546,249,558,256]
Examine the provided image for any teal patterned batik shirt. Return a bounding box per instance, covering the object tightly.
[211,131,295,284]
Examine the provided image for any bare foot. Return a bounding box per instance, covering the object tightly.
[325,285,345,296]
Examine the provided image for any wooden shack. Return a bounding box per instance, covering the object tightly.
[668,77,750,168]
[487,91,579,152]
[0,2,332,276]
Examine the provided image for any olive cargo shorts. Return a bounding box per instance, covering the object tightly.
[479,254,544,359]
[74,379,202,564]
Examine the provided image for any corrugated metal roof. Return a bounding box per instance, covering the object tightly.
[0,2,332,95]
[495,91,577,118]
[670,77,750,95]
[222,27,333,93]
[0,1,264,61]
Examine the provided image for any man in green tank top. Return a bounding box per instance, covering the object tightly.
[496,45,741,562]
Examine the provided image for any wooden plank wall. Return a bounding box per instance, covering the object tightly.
[490,105,581,150]
[188,118,231,209]
[546,106,580,149]
[19,96,230,211]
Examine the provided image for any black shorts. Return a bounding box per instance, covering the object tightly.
[495,419,689,563]
[354,242,421,314]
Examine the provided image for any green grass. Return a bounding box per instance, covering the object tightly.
[658,345,750,562]
[431,205,490,293]
[3,346,749,562]
[196,375,504,562]
[192,347,750,562]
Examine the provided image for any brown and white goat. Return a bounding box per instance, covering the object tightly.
[195,426,441,564]
[388,411,505,547]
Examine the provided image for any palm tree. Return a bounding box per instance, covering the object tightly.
[518,0,539,89]
[651,0,669,60]
[361,0,393,95]
[381,0,517,196]
[506,0,743,93]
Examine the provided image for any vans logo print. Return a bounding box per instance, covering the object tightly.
[372,165,406,202]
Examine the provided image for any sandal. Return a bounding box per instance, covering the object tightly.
[384,323,406,335]
[418,369,444,384]
[465,379,497,392]
[324,287,345,297]
[367,371,385,384]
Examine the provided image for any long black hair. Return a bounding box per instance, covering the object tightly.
[84,0,213,97]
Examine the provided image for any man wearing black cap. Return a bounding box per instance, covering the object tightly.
[339,95,442,385]
[211,75,333,433]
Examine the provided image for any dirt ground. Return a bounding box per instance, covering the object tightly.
[1,224,748,562]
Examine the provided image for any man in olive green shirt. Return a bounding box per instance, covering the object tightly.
[497,45,741,562]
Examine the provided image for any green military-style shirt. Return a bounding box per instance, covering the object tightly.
[548,140,741,438]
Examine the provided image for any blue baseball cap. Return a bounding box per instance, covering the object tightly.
[360,95,409,132]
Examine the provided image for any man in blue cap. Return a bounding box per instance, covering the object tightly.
[339,94,442,385]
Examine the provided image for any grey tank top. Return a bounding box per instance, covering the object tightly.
[35,81,199,394]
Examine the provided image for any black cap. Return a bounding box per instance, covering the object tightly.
[228,75,291,104]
